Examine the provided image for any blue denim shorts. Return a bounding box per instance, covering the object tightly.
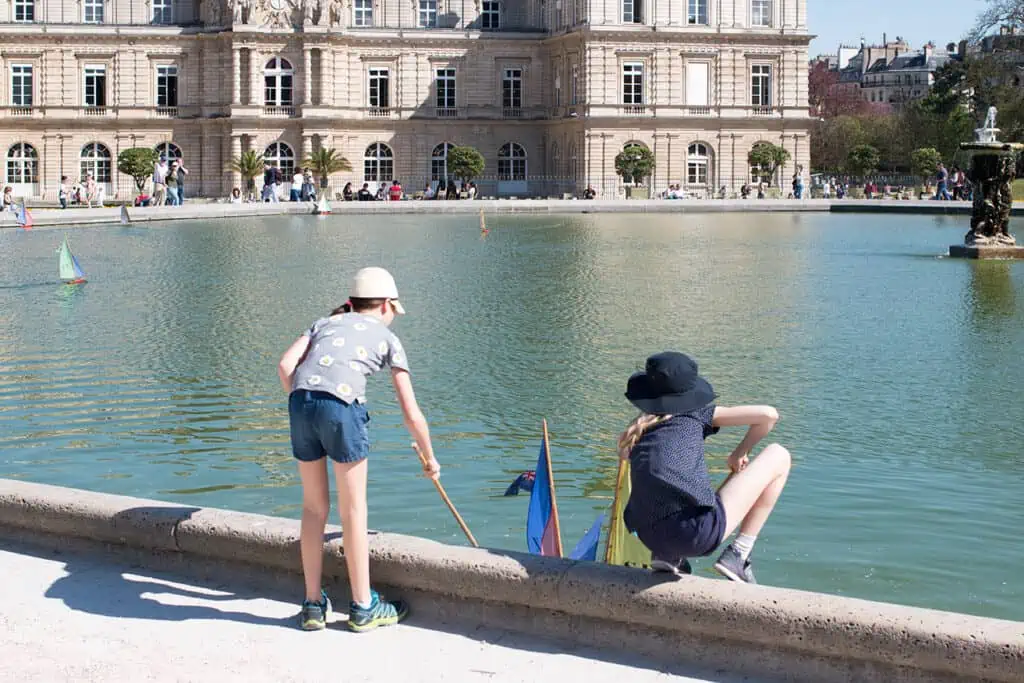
[288,390,370,464]
[635,493,727,560]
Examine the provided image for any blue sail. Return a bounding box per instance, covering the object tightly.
[70,254,85,280]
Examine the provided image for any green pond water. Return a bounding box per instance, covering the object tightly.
[0,213,1021,621]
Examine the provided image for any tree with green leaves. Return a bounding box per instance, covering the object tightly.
[446,145,485,183]
[614,144,655,187]
[117,148,157,192]
[910,148,943,187]
[811,116,867,173]
[304,148,352,189]
[747,143,790,187]
[847,144,881,178]
[228,150,265,195]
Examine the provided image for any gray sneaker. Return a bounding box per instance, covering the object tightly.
[713,545,757,584]
[651,554,693,577]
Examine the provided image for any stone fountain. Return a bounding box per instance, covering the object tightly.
[949,107,1024,259]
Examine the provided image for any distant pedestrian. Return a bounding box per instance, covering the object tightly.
[58,176,69,209]
[935,163,951,200]
[175,157,189,204]
[291,169,304,202]
[165,161,179,206]
[388,180,403,201]
[277,267,438,632]
[152,157,169,206]
[342,182,354,201]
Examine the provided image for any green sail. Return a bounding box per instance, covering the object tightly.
[604,459,652,569]
[58,238,84,282]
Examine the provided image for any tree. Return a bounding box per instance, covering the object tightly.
[910,148,942,187]
[117,148,157,193]
[614,145,655,186]
[970,0,1024,41]
[811,115,866,173]
[747,143,790,187]
[228,150,265,195]
[846,144,881,178]
[304,148,352,189]
[446,145,485,182]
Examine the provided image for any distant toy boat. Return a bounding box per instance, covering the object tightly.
[58,236,87,285]
[480,209,488,235]
[14,198,32,229]
[315,198,331,215]
[120,204,130,225]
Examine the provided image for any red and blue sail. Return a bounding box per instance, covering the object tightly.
[526,432,560,556]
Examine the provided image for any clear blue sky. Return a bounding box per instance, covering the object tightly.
[809,0,970,56]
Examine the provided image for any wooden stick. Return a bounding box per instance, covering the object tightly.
[604,457,630,564]
[542,419,564,557]
[411,443,479,547]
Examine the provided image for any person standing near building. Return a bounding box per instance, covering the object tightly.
[152,157,169,206]
[175,157,190,204]
[291,168,304,201]
[935,163,951,201]
[165,161,179,206]
[58,175,69,209]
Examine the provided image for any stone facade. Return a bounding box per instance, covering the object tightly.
[0,0,810,200]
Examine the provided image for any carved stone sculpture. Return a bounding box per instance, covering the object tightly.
[964,149,1018,246]
[303,0,320,25]
[202,0,224,25]
[327,0,345,26]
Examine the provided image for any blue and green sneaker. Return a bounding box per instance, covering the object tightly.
[347,589,409,633]
[298,589,331,631]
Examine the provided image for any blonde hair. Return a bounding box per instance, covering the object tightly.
[617,413,672,460]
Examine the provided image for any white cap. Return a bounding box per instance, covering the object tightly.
[350,267,405,314]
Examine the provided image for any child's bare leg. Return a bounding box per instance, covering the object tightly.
[333,458,371,606]
[719,443,791,538]
[296,459,330,602]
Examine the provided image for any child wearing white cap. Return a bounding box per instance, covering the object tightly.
[277,267,440,632]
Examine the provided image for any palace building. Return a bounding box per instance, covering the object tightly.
[0,0,810,200]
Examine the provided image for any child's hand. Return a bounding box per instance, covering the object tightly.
[727,452,750,473]
[422,456,441,481]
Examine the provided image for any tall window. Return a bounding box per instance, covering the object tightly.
[481,0,500,29]
[687,0,707,25]
[751,64,772,106]
[152,0,173,24]
[570,63,580,104]
[622,63,644,105]
[354,0,373,26]
[502,68,522,110]
[84,0,104,23]
[418,0,437,27]
[364,143,393,182]
[154,142,182,161]
[431,142,454,183]
[6,143,38,185]
[436,68,456,109]
[687,143,710,186]
[550,142,561,177]
[751,0,771,26]
[156,65,178,107]
[685,61,710,106]
[84,65,107,107]
[498,143,526,180]
[264,57,294,106]
[368,68,389,108]
[14,0,34,22]
[264,142,295,181]
[80,143,112,183]
[11,65,33,107]
[622,0,642,23]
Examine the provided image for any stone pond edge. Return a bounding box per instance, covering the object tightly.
[0,479,1020,682]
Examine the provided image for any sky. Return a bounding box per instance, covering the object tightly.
[808,0,973,57]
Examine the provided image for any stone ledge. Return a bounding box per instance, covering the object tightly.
[0,479,1020,682]
[948,244,1024,259]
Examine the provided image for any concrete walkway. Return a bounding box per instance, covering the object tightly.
[0,541,752,683]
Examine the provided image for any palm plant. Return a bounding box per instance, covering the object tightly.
[305,148,353,189]
[228,150,265,196]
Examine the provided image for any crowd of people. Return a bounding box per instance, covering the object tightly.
[336,179,479,202]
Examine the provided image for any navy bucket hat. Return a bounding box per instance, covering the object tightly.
[625,351,716,415]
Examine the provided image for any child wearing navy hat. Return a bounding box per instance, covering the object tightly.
[618,351,791,583]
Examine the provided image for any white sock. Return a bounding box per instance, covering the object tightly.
[732,533,757,561]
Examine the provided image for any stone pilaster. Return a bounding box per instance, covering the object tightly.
[232,47,241,105]
[249,48,261,106]
[230,133,242,189]
[303,47,313,105]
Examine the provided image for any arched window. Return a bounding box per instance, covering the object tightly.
[497,142,526,180]
[264,57,294,106]
[620,141,648,185]
[364,143,393,182]
[80,142,112,182]
[550,141,561,178]
[154,142,182,161]
[749,142,774,185]
[431,142,454,183]
[686,142,711,187]
[264,142,295,180]
[6,143,38,185]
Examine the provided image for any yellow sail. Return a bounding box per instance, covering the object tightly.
[604,458,652,568]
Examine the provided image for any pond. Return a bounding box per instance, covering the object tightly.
[0,211,1020,620]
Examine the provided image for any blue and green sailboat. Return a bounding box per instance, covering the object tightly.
[58,236,87,285]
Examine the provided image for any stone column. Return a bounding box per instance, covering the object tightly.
[301,133,313,161]
[232,47,242,105]
[231,133,242,190]
[303,48,313,105]
[249,48,261,106]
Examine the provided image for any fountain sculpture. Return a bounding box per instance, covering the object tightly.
[950,107,1024,259]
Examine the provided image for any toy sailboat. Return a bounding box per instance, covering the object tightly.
[479,209,488,236]
[58,236,87,285]
[120,204,130,225]
[315,197,331,215]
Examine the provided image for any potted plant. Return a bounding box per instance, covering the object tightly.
[304,147,353,191]
[615,145,655,199]
[228,150,266,199]
[747,143,791,192]
[117,148,157,202]
[446,145,485,190]
[910,147,942,200]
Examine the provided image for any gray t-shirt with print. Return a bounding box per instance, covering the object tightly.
[291,313,409,404]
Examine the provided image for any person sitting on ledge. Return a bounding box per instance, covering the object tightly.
[583,185,596,199]
[618,351,791,584]
[277,267,440,633]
